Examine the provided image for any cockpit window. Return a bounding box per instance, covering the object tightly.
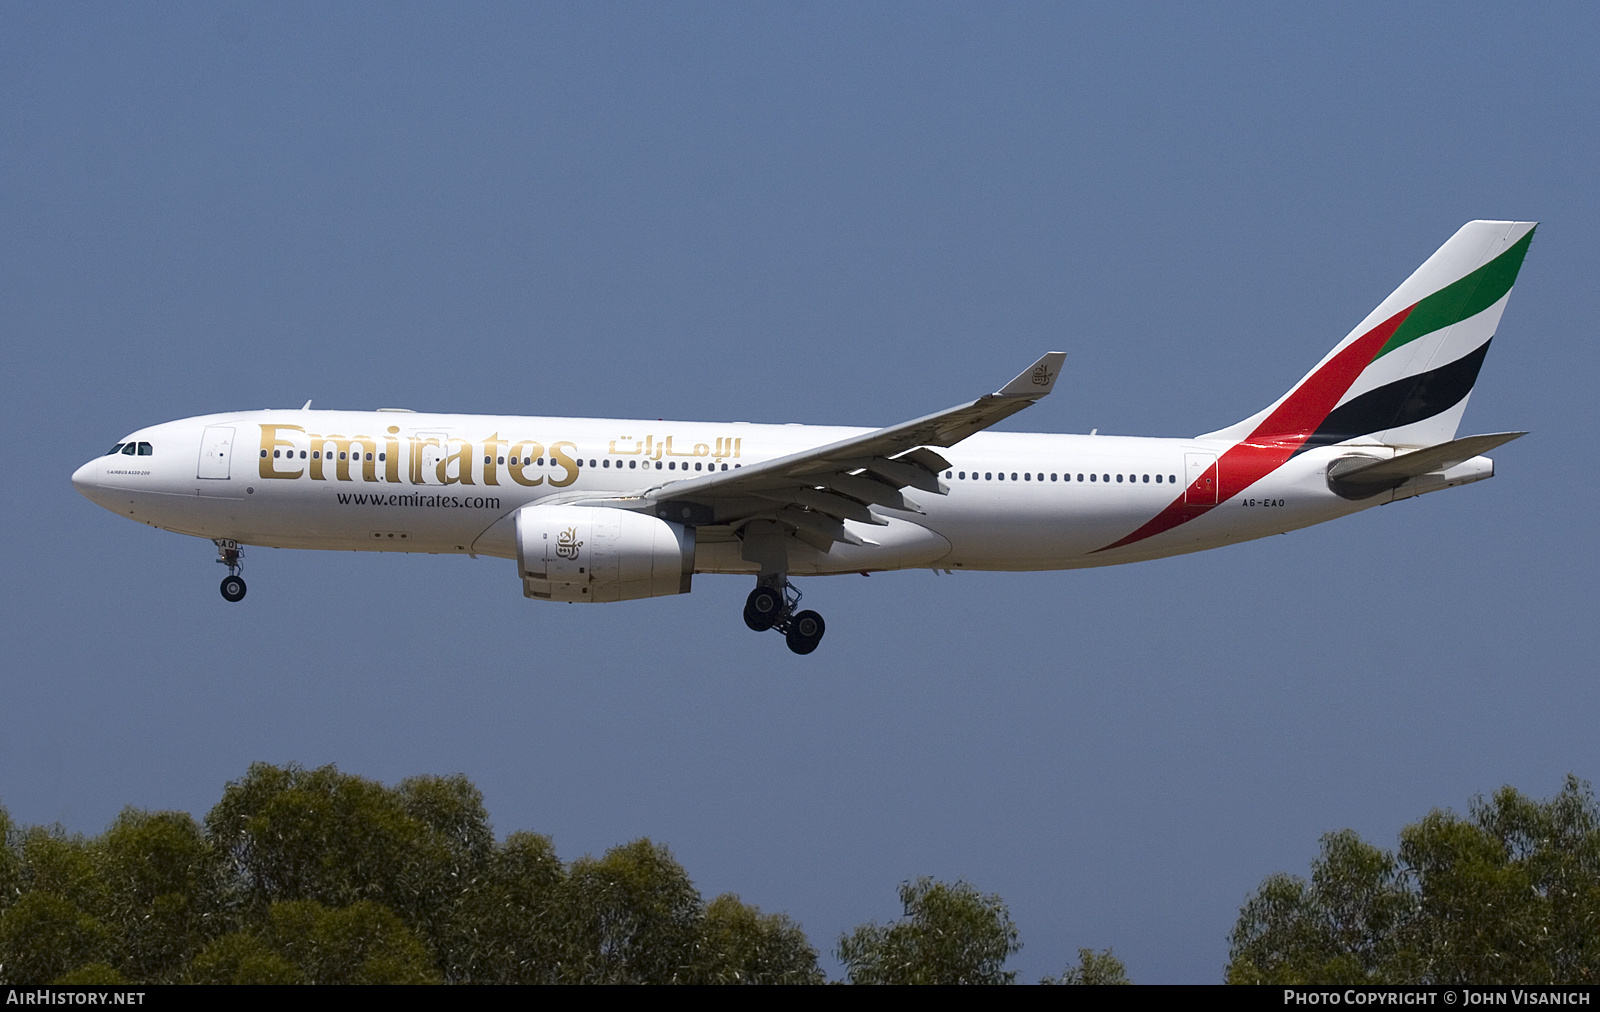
[137,442,153,456]
[121,443,137,455]
[107,443,125,456]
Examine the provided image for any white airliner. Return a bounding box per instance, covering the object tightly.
[74,221,1534,653]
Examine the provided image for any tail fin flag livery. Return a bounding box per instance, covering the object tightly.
[1099,220,1535,553]
[1204,220,1534,449]
[72,221,1535,654]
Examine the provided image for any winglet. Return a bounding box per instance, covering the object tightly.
[996,352,1066,398]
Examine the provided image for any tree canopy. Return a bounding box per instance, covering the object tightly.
[0,763,823,985]
[1228,776,1600,985]
[836,877,1022,984]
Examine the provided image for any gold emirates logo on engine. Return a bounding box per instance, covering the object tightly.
[555,527,583,559]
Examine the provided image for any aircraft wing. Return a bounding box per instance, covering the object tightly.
[576,352,1065,550]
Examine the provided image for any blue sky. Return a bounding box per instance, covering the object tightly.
[3,3,1597,983]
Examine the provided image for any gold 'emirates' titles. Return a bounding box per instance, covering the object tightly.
[256,424,744,487]
[258,424,581,487]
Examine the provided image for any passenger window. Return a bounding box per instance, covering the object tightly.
[1155,474,1162,483]
[302,451,308,459]
[945,471,953,478]
[1024,472,1031,481]
[1143,474,1149,482]
[1103,474,1110,482]
[1050,473,1057,481]
[1116,474,1123,482]
[365,453,373,461]
[958,471,965,479]
[629,460,637,469]
[1170,475,1177,483]
[985,472,992,480]
[1089,473,1096,482]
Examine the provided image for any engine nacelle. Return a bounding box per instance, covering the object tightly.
[516,504,695,603]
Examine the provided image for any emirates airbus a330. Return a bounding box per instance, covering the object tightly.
[74,221,1534,654]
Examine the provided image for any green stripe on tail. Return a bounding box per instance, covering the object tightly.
[1376,228,1534,360]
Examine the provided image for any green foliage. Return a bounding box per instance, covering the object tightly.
[695,893,824,984]
[446,831,565,983]
[837,877,1021,984]
[0,891,113,984]
[0,806,18,912]
[52,962,127,985]
[187,901,440,984]
[204,762,467,933]
[187,932,303,984]
[265,900,441,984]
[18,828,105,914]
[1228,776,1600,985]
[95,808,217,982]
[1041,947,1132,984]
[0,764,833,985]
[556,838,704,983]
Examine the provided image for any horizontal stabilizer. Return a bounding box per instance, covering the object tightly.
[1329,431,1525,494]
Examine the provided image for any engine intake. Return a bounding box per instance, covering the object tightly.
[516,504,695,603]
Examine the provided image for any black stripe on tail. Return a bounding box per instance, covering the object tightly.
[1298,340,1492,452]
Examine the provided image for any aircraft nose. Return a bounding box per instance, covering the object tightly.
[71,458,99,496]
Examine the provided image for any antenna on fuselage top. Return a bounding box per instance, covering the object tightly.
[301,399,312,410]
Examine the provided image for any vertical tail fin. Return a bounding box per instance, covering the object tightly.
[1200,221,1536,448]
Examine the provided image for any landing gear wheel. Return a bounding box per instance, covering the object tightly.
[744,585,783,631]
[785,610,825,655]
[220,575,247,603]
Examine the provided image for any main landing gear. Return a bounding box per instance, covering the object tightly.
[743,579,826,655]
[215,539,246,603]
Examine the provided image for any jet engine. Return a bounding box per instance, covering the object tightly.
[515,503,695,603]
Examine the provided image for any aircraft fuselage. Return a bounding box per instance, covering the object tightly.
[72,409,1491,577]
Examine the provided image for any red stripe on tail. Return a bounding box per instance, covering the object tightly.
[1093,305,1413,552]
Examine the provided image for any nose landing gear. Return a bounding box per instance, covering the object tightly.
[215,539,246,602]
[743,580,825,654]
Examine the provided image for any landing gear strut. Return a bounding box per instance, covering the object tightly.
[215,539,246,603]
[743,579,825,654]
